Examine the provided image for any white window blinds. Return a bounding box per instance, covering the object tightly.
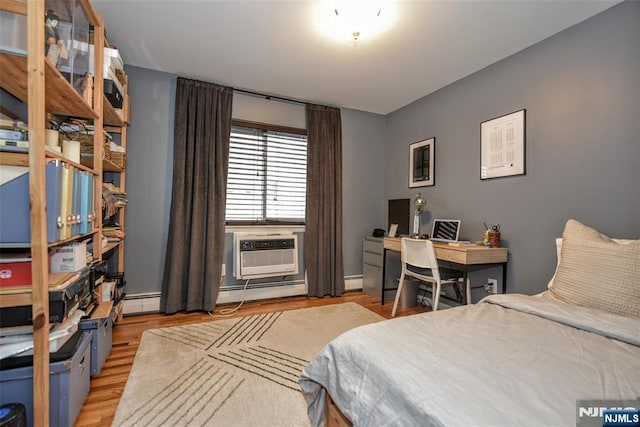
[226,124,307,224]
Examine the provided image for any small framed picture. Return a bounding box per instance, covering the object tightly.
[480,109,526,180]
[388,224,398,238]
[409,138,435,188]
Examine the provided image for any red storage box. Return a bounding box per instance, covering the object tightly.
[0,255,32,288]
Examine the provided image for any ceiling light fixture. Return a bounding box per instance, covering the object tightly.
[334,5,381,42]
[315,1,395,45]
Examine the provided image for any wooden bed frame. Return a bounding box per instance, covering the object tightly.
[326,395,352,427]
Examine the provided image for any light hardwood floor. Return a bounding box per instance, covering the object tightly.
[73,291,428,426]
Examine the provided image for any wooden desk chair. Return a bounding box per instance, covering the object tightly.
[391,238,468,317]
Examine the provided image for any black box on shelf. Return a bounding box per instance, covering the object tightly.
[0,268,90,328]
[90,260,108,293]
[106,272,126,303]
[104,79,123,109]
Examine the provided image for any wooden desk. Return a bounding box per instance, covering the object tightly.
[382,237,509,305]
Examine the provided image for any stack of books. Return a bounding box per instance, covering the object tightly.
[102,226,125,243]
[0,117,28,152]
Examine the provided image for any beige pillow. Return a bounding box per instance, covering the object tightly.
[544,219,640,317]
[547,237,636,289]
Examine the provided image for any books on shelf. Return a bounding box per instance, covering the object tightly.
[102,226,125,242]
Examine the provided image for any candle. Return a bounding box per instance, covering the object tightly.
[62,139,80,163]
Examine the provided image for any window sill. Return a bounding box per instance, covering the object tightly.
[225,224,305,233]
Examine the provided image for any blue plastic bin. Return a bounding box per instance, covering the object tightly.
[0,330,91,427]
[80,315,112,376]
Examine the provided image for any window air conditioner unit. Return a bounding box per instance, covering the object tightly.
[233,233,299,280]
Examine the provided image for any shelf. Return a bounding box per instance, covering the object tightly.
[103,157,124,173]
[0,150,29,166]
[90,299,113,319]
[80,154,124,172]
[0,291,31,308]
[0,150,101,175]
[103,99,125,127]
[104,126,123,134]
[0,52,98,120]
[47,231,96,249]
[102,240,124,255]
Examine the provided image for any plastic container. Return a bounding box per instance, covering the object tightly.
[0,330,91,427]
[49,3,90,95]
[0,11,27,54]
[79,315,112,376]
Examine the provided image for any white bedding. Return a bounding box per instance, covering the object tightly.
[299,294,640,427]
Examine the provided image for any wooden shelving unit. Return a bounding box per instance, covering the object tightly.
[103,98,125,127]
[0,52,98,120]
[0,0,128,424]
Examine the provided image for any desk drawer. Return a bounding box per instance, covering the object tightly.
[362,264,382,299]
[363,238,383,255]
[384,238,401,252]
[363,251,383,268]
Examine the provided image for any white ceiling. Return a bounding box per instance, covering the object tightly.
[93,0,619,115]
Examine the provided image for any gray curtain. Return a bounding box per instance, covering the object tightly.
[161,78,233,314]
[305,103,345,297]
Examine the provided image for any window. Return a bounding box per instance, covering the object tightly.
[226,121,307,224]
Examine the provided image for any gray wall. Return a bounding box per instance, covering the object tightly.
[124,67,386,294]
[342,108,387,274]
[385,1,640,296]
[124,1,639,298]
[124,67,175,294]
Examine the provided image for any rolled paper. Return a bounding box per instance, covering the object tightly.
[62,139,80,163]
[45,129,60,147]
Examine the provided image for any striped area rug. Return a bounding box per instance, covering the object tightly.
[112,303,384,426]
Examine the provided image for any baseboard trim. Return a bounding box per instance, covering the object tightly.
[344,276,362,291]
[123,295,161,315]
[123,275,363,315]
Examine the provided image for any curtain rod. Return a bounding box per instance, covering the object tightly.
[233,88,306,106]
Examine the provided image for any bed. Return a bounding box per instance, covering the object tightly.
[299,220,640,426]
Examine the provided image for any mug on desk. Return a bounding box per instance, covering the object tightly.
[487,231,501,248]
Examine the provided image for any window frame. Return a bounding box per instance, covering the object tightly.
[225,119,308,226]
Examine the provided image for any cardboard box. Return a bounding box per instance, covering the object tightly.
[50,241,87,273]
[101,280,115,302]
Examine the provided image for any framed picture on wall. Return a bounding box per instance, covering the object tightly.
[409,137,435,187]
[480,109,526,180]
